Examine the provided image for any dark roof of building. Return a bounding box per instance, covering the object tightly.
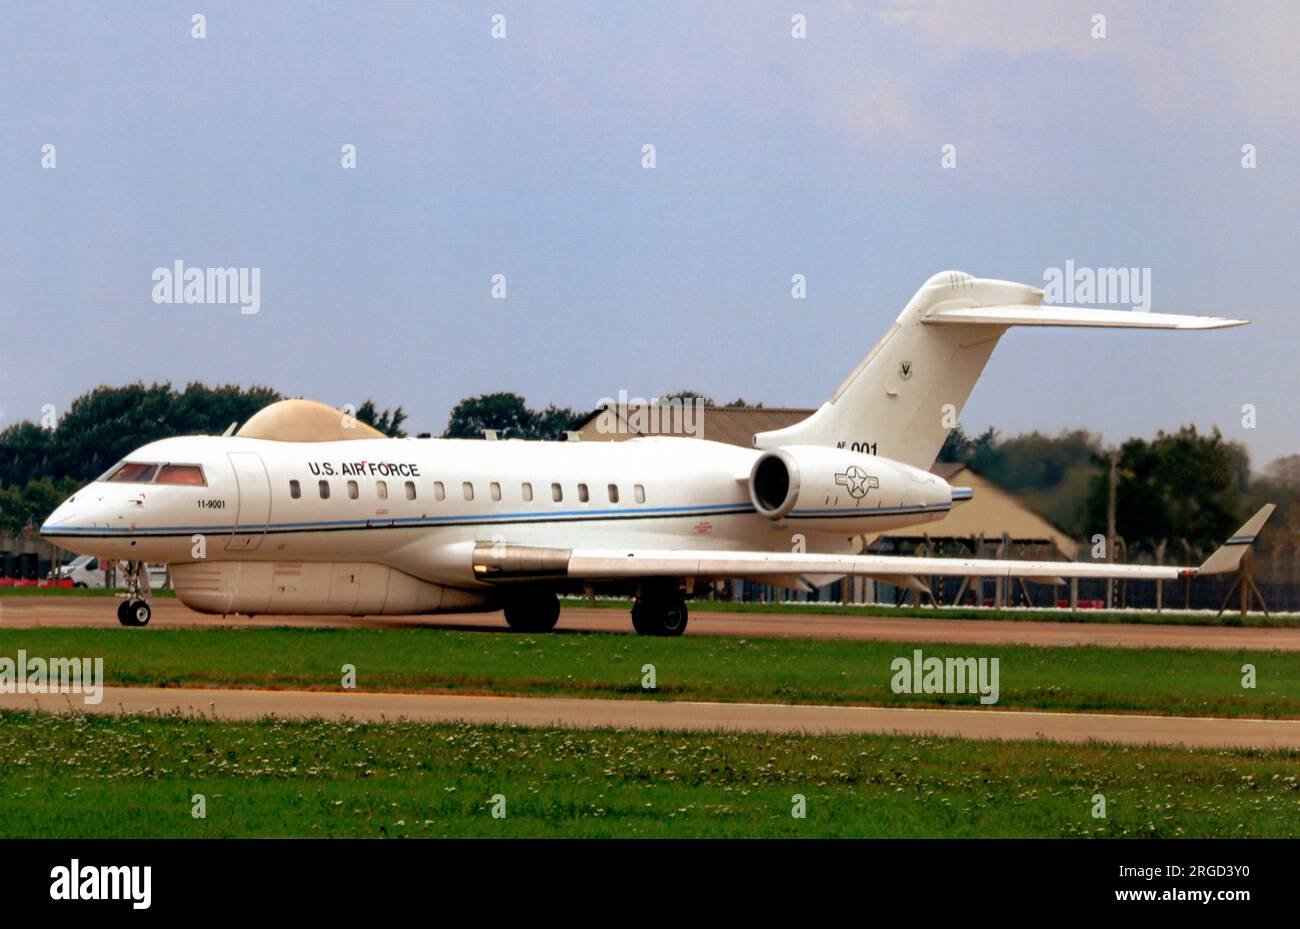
[572,403,811,447]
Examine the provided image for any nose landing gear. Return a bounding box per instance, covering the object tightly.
[116,560,153,627]
[117,599,152,627]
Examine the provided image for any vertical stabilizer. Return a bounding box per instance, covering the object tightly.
[753,271,1245,469]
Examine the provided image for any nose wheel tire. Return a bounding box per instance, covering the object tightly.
[117,599,152,627]
[503,593,561,633]
[631,595,688,637]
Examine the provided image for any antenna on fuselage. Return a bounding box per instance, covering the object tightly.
[221,422,237,437]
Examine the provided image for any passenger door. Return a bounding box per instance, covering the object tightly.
[226,452,272,551]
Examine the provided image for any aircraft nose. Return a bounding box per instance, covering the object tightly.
[41,497,81,533]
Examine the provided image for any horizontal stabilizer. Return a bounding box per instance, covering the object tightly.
[922,305,1248,330]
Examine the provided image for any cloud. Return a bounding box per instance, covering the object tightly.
[876,0,1300,128]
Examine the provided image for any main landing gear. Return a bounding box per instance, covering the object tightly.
[631,582,688,637]
[503,592,561,633]
[116,560,152,627]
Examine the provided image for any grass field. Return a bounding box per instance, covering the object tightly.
[0,710,1294,838]
[562,596,1300,627]
[1,625,1295,717]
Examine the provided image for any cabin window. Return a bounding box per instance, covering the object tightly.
[551,483,563,502]
[634,484,646,503]
[376,481,388,500]
[434,481,445,501]
[289,480,301,499]
[607,484,619,503]
[405,481,416,500]
[156,464,206,486]
[521,482,533,502]
[490,482,501,501]
[577,483,589,502]
[318,480,331,499]
[463,482,474,501]
[105,462,159,484]
[347,480,359,500]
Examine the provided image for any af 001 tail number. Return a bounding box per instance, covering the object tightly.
[836,441,877,455]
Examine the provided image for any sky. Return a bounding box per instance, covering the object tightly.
[2,1,1298,469]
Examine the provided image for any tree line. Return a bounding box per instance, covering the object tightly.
[939,424,1297,553]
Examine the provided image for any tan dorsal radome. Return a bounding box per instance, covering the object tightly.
[234,399,386,442]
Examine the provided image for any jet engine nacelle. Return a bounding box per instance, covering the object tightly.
[747,445,953,533]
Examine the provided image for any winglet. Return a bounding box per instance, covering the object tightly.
[1197,504,1276,575]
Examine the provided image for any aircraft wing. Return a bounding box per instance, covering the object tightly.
[474,506,1274,584]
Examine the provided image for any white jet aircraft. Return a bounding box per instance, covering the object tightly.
[41,271,1271,634]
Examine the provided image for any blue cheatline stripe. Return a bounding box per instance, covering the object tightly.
[789,503,950,518]
[40,501,756,538]
[40,497,953,540]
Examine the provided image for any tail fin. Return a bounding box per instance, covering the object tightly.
[753,270,1246,469]
[1197,504,1275,575]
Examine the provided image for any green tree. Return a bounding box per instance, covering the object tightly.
[355,399,407,438]
[1244,454,1300,551]
[661,390,715,406]
[0,477,78,535]
[937,424,999,464]
[1083,425,1248,552]
[0,421,54,490]
[443,392,579,440]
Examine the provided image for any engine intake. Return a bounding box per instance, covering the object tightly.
[749,449,799,518]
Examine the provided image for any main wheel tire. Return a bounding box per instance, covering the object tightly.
[660,598,688,636]
[503,594,560,633]
[631,596,688,637]
[117,599,151,627]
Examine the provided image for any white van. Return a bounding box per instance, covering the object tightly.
[59,554,106,588]
[57,556,169,590]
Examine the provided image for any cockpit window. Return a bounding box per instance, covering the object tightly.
[156,464,206,485]
[102,461,206,485]
[105,462,159,484]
